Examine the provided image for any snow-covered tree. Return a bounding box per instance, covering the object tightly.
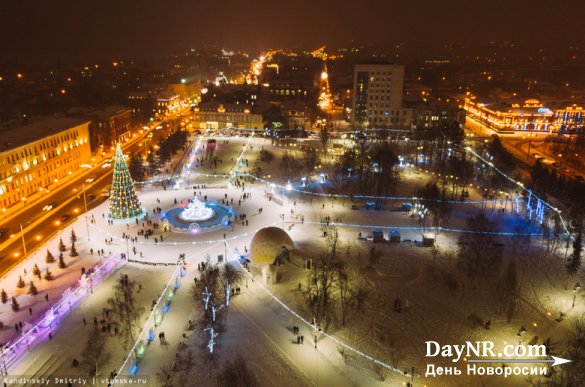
[44,268,54,281]
[58,239,67,252]
[11,297,19,312]
[33,264,41,279]
[58,255,67,269]
[70,242,78,257]
[28,281,38,296]
[46,250,56,264]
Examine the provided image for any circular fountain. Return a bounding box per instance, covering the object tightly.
[178,196,215,222]
[162,196,233,233]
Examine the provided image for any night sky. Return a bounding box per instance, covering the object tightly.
[1,0,584,62]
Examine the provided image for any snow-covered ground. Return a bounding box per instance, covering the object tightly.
[3,135,580,387]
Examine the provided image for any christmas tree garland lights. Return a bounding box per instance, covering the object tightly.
[109,145,144,220]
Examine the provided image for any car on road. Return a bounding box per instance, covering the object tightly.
[87,194,96,202]
[85,176,96,183]
[43,202,56,211]
[60,214,71,222]
[102,163,111,168]
[101,186,111,197]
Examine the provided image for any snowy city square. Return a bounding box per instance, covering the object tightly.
[0,122,582,387]
[1,11,585,386]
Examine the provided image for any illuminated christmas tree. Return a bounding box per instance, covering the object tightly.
[109,145,143,220]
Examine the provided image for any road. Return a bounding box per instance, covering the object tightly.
[465,116,585,180]
[0,112,190,276]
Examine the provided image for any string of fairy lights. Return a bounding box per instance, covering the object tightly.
[224,240,412,379]
[102,132,572,382]
[464,146,571,237]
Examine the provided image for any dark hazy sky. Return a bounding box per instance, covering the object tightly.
[1,0,583,62]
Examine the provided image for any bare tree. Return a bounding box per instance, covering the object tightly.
[221,263,244,304]
[104,274,145,350]
[458,212,503,289]
[156,364,175,387]
[174,350,198,386]
[337,263,352,325]
[192,259,223,329]
[533,318,585,386]
[323,225,340,259]
[80,325,110,376]
[216,355,258,387]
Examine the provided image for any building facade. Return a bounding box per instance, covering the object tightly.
[351,64,407,129]
[128,91,153,120]
[410,101,466,129]
[464,99,584,134]
[69,106,132,151]
[192,103,263,130]
[0,118,91,210]
[267,80,309,101]
[168,79,201,105]
[155,93,182,117]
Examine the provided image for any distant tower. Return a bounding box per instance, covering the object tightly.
[109,145,144,220]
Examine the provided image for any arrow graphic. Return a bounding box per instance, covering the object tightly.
[468,356,572,367]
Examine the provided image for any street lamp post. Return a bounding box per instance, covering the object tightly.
[572,283,581,308]
[517,325,526,346]
[19,223,27,256]
[82,183,90,241]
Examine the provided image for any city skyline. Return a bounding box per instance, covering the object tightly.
[2,0,585,62]
[1,2,585,386]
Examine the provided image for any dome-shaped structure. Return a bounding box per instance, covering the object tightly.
[250,227,295,265]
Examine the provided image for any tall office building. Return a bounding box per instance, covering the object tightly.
[351,64,407,129]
